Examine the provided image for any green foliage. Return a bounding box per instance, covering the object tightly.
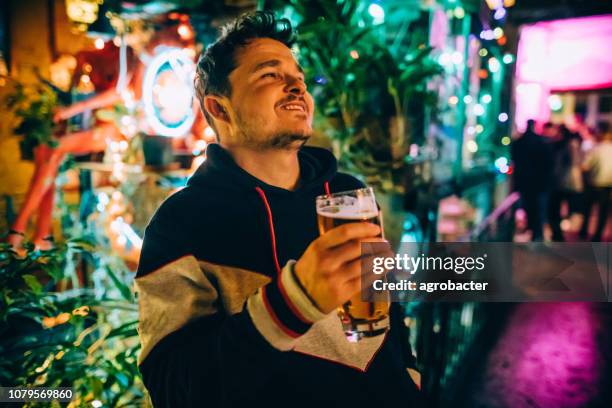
[3,81,58,160]
[0,237,146,407]
[271,0,442,191]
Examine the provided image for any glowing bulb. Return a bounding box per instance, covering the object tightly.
[503,53,514,64]
[92,400,103,408]
[548,94,563,111]
[451,51,463,65]
[479,48,488,57]
[439,52,451,66]
[498,112,509,122]
[494,8,506,20]
[204,126,216,139]
[448,96,459,105]
[177,24,193,40]
[473,104,485,116]
[488,57,501,73]
[453,7,465,19]
[493,27,504,39]
[476,124,484,133]
[481,94,492,104]
[94,38,105,50]
[350,50,359,59]
[463,95,473,104]
[501,136,511,145]
[495,157,508,168]
[368,3,385,25]
[467,140,478,153]
[480,30,495,41]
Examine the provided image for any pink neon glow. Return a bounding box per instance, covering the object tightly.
[514,15,612,130]
[476,303,602,407]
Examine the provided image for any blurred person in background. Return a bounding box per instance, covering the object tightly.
[548,125,584,241]
[511,119,553,241]
[580,122,612,241]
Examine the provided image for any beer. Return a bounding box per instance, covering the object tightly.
[316,188,390,341]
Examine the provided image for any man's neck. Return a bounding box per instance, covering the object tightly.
[222,145,301,191]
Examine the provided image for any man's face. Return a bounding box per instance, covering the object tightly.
[224,38,314,150]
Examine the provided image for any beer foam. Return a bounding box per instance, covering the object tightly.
[317,206,378,220]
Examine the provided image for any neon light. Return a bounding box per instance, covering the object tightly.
[515,15,612,129]
[142,47,196,138]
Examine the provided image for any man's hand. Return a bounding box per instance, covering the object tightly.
[294,222,391,314]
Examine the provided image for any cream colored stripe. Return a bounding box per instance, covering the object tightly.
[280,260,327,323]
[135,255,217,364]
[247,289,298,351]
[136,257,270,364]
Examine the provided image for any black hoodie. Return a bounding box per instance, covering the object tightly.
[136,143,422,407]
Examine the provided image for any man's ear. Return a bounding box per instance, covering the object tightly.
[204,95,230,124]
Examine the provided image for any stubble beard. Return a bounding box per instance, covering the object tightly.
[237,114,311,151]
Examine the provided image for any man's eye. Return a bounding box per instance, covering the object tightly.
[262,72,278,79]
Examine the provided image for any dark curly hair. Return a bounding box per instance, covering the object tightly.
[195,11,296,135]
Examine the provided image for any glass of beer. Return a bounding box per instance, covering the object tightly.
[316,187,390,342]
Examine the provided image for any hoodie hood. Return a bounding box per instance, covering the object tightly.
[187,143,338,196]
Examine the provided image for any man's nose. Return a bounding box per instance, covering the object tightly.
[284,76,306,95]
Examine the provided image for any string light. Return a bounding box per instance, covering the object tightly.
[479,48,488,57]
[177,23,193,40]
[480,30,495,41]
[473,104,485,116]
[488,57,501,73]
[451,51,463,65]
[481,94,492,104]
[467,140,479,153]
[94,38,105,50]
[350,50,360,59]
[548,94,563,111]
[368,3,385,25]
[498,112,509,122]
[501,136,511,145]
[494,8,507,20]
[448,96,459,105]
[453,7,465,19]
[463,95,473,104]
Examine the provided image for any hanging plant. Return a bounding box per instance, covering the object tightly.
[4,80,58,161]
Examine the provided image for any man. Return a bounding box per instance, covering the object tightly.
[136,11,422,407]
[580,122,612,241]
[511,119,553,241]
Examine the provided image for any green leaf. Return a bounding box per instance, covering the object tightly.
[22,274,43,294]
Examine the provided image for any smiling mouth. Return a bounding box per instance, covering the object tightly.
[279,103,307,113]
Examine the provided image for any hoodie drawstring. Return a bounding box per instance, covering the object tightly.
[255,187,282,275]
[255,185,320,325]
[255,181,333,276]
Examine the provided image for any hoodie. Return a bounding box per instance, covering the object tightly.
[135,143,422,407]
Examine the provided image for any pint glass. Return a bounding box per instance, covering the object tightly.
[316,187,390,341]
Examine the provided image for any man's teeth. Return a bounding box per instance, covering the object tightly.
[282,104,305,111]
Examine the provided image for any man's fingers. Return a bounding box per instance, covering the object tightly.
[318,222,381,249]
[326,237,388,269]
